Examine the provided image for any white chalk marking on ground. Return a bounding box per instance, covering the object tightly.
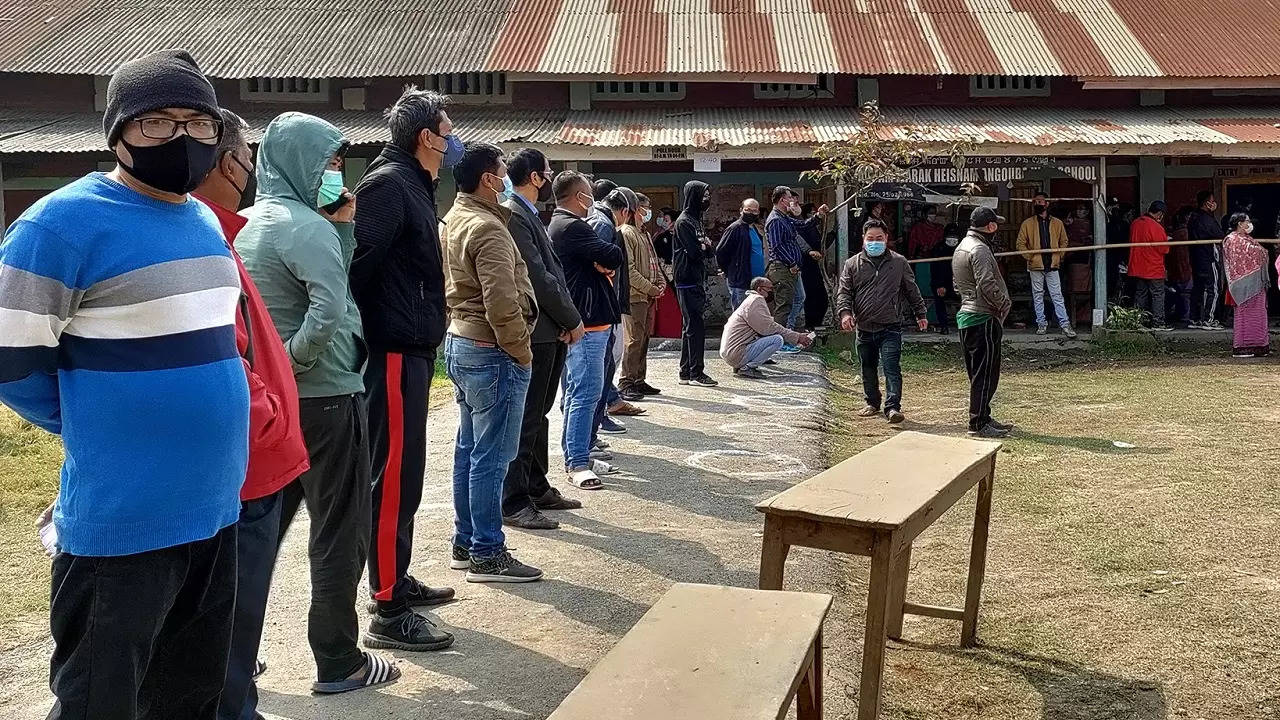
[684,449,810,479]
[717,421,759,434]
[729,393,821,411]
[760,373,827,387]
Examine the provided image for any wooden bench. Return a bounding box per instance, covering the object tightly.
[755,431,1000,720]
[547,583,833,720]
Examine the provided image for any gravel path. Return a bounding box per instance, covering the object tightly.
[1,350,870,720]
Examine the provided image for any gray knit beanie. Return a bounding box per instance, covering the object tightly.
[103,49,219,145]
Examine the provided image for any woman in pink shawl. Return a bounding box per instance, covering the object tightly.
[1222,213,1271,358]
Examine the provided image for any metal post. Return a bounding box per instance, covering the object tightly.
[1092,157,1108,326]
[836,182,849,266]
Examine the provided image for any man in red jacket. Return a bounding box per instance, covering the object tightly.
[1128,200,1172,330]
[194,109,312,720]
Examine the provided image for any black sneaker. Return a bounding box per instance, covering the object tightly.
[599,416,627,434]
[618,388,644,402]
[886,409,905,425]
[503,506,560,530]
[735,367,766,379]
[450,544,470,570]
[689,373,719,387]
[364,610,455,652]
[365,575,455,613]
[466,550,544,583]
[989,419,1015,432]
[678,376,691,385]
[968,423,1010,439]
[534,488,583,511]
[634,381,662,396]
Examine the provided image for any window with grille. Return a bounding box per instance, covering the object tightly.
[969,75,1050,98]
[590,80,685,101]
[427,72,510,103]
[754,74,835,100]
[240,77,329,103]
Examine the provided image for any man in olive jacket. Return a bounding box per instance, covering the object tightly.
[952,208,1013,439]
[1014,191,1075,337]
[502,148,585,531]
[440,142,542,584]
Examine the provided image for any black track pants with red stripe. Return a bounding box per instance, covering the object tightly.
[365,349,433,612]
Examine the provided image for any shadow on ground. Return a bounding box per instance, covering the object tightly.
[892,642,1168,720]
[1012,432,1171,456]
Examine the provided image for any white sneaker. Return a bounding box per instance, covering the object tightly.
[1036,325,1048,336]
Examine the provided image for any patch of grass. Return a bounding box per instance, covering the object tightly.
[822,355,1280,719]
[0,410,61,627]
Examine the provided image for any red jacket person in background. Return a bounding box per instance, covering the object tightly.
[193,108,311,720]
[1128,201,1172,330]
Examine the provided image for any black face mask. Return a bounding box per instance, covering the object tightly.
[120,135,218,195]
[741,212,759,225]
[1034,203,1049,215]
[702,197,711,211]
[536,175,553,204]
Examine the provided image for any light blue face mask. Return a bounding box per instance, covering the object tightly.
[317,169,344,207]
[497,174,515,202]
[864,240,887,257]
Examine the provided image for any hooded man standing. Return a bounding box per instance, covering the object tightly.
[193,109,311,720]
[1015,192,1076,338]
[837,219,928,425]
[441,142,541,582]
[716,198,767,310]
[953,208,1013,439]
[238,112,414,692]
[674,180,718,386]
[349,86,457,646]
[0,50,248,718]
[502,149,585,531]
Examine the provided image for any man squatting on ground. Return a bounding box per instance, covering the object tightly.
[719,276,811,378]
[836,218,928,425]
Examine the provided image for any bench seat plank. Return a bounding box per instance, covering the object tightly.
[755,431,999,535]
[547,583,832,720]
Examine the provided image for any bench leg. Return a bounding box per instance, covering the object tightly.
[759,515,790,591]
[886,544,912,641]
[961,466,995,648]
[858,531,893,720]
[797,629,823,720]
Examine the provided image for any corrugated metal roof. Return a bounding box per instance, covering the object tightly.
[2,0,1280,78]
[4,105,1280,154]
[0,107,564,153]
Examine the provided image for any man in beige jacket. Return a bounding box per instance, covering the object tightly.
[619,192,667,398]
[719,277,811,379]
[440,142,542,583]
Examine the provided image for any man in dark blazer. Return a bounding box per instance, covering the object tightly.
[502,149,585,529]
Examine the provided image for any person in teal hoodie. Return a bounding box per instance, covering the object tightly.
[236,112,426,694]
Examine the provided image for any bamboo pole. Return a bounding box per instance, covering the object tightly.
[904,237,1280,265]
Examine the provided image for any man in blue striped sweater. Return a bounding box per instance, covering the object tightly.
[765,186,828,336]
[0,50,248,719]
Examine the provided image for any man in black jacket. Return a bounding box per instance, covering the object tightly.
[549,171,624,490]
[502,150,585,531]
[674,180,718,386]
[1187,190,1224,330]
[716,197,766,310]
[350,87,456,648]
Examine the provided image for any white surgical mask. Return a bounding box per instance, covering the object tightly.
[1244,222,1255,234]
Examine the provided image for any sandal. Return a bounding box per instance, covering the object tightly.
[568,469,603,490]
[311,652,401,694]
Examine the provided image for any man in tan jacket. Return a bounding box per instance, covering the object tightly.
[619,192,667,399]
[719,277,811,379]
[1014,191,1076,337]
[440,142,542,583]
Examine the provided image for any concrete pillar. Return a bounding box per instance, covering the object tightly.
[836,183,849,265]
[1138,155,1165,210]
[1093,157,1108,326]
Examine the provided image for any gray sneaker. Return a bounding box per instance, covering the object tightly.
[364,611,454,652]
[503,506,560,530]
[466,551,543,583]
[1063,326,1078,339]
[968,423,1011,439]
[735,367,766,379]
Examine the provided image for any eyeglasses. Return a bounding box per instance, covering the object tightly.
[133,117,222,141]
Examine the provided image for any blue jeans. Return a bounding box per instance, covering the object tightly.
[857,328,903,412]
[562,328,610,470]
[729,287,748,310]
[445,335,531,560]
[787,275,807,330]
[591,325,620,445]
[741,334,784,369]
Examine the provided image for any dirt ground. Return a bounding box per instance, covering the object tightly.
[2,347,1278,719]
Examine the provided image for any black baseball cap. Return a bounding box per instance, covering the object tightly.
[1148,200,1167,213]
[969,207,1006,228]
